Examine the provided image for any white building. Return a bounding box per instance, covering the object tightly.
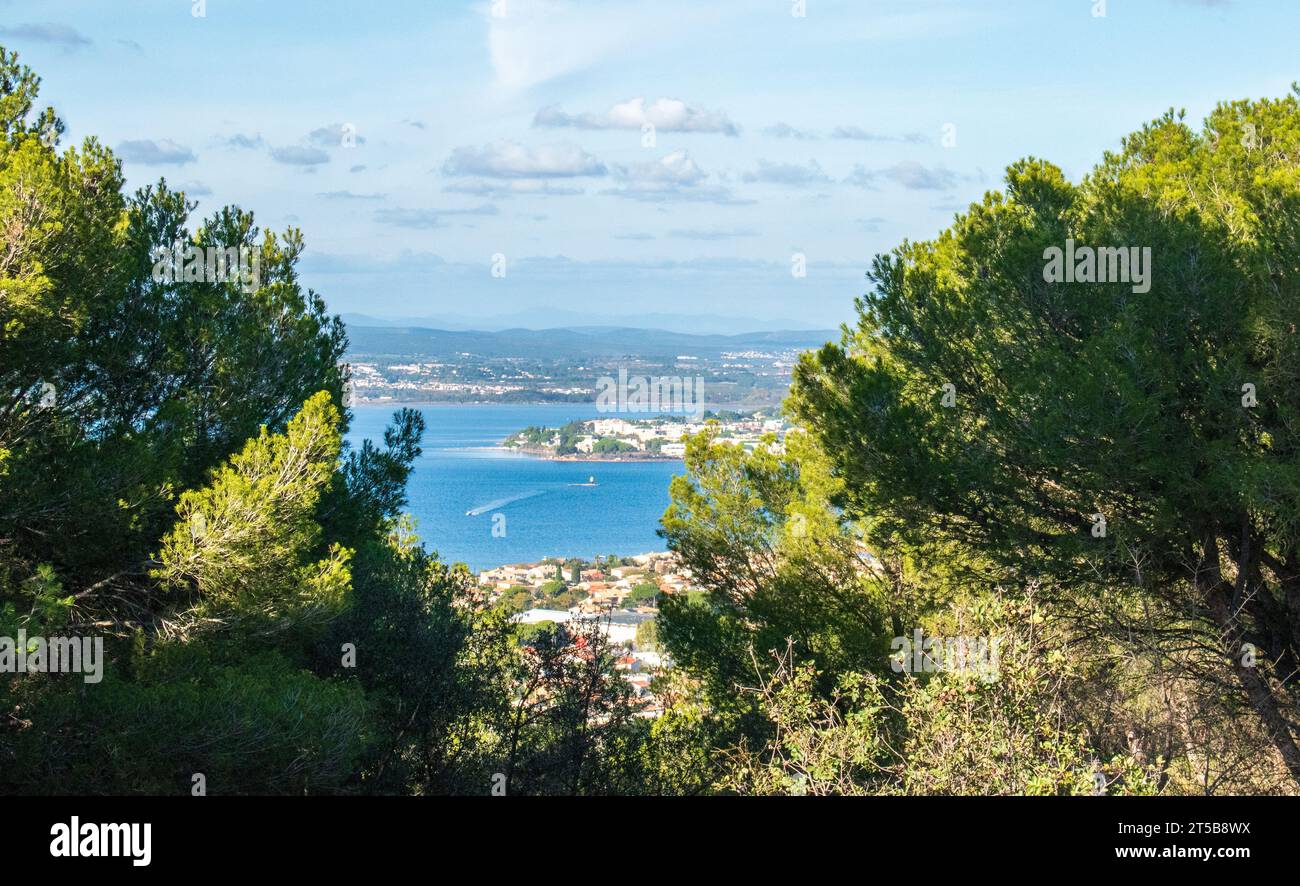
[590,418,637,437]
[510,609,654,646]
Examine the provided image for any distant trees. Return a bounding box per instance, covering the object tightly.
[625,582,660,608]
[497,619,678,795]
[554,421,587,454]
[593,437,634,454]
[634,619,658,651]
[514,425,550,445]
[498,587,532,615]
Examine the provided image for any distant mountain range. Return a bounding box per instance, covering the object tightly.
[340,311,833,337]
[343,322,839,361]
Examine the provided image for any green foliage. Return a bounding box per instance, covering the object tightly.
[552,420,587,454]
[514,620,558,647]
[790,91,1300,789]
[0,563,72,637]
[0,47,504,798]
[324,407,424,548]
[659,424,891,717]
[592,437,634,454]
[716,597,1158,796]
[625,582,659,607]
[321,519,506,794]
[153,391,351,631]
[495,620,670,795]
[4,646,367,795]
[634,618,659,651]
[0,44,347,598]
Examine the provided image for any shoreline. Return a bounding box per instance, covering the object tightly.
[499,444,683,463]
[477,549,670,570]
[350,399,778,410]
[442,443,684,463]
[353,400,591,408]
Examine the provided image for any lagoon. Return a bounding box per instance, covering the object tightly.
[346,403,682,572]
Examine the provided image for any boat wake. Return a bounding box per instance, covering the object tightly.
[465,490,548,517]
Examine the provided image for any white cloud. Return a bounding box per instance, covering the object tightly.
[115,139,196,165]
[604,186,751,205]
[0,22,91,49]
[534,98,739,136]
[615,150,707,186]
[487,0,638,90]
[318,190,387,201]
[832,126,925,144]
[484,0,989,91]
[603,150,749,204]
[742,160,832,188]
[484,0,731,91]
[307,124,366,148]
[847,161,958,191]
[373,205,499,229]
[271,145,330,166]
[443,180,585,198]
[764,122,818,140]
[442,141,607,179]
[668,227,759,240]
[224,133,265,150]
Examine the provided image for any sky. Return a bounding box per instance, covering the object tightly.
[1,0,1297,331]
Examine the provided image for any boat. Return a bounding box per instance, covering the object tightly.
[568,476,598,487]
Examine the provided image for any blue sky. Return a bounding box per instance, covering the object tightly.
[2,0,1296,330]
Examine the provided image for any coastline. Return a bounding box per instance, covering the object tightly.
[350,399,775,410]
[352,399,590,408]
[499,443,683,463]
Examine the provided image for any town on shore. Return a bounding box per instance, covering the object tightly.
[473,550,700,716]
[501,410,788,461]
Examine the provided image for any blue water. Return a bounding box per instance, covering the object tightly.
[345,404,682,571]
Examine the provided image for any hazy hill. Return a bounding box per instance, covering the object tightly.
[343,323,838,361]
[339,311,830,336]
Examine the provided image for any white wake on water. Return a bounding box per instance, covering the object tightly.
[464,489,548,517]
